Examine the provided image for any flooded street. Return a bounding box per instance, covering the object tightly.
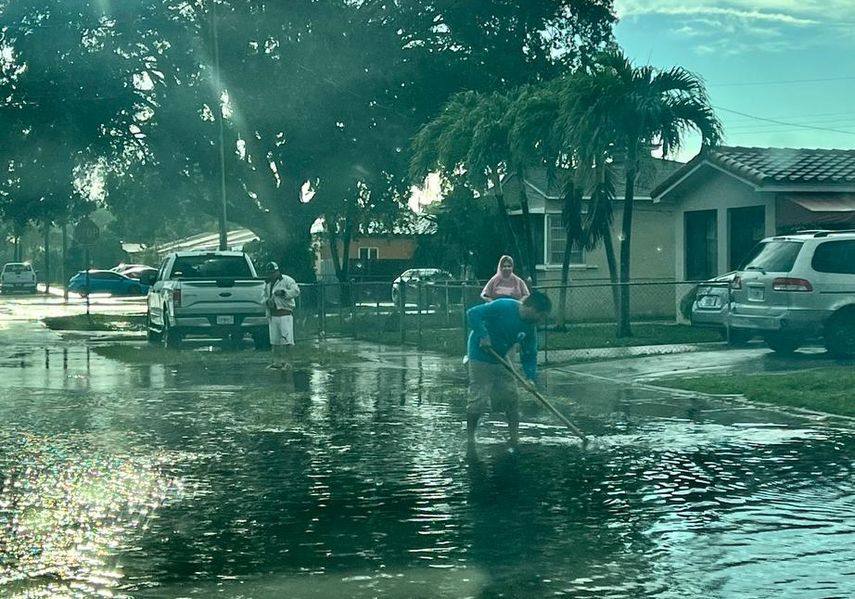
[2,295,854,598]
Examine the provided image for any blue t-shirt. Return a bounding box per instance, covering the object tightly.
[466,298,538,380]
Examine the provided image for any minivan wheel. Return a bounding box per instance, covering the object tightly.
[763,333,801,354]
[824,312,855,357]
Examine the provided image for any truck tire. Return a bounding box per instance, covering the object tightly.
[253,330,271,350]
[161,318,182,350]
[146,312,162,344]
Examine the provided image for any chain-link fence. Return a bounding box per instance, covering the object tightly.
[290,279,705,352]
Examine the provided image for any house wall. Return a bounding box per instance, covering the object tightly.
[669,168,775,283]
[534,199,677,322]
[317,237,416,261]
[663,167,776,322]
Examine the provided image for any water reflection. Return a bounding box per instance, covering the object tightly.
[1,350,854,598]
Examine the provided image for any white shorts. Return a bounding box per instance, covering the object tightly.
[268,314,294,346]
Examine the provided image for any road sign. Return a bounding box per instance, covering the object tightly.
[74,218,100,246]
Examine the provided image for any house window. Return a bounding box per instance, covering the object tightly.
[546,214,584,265]
[729,206,765,270]
[358,247,379,261]
[685,209,717,280]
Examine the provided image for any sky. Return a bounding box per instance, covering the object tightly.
[614,0,855,161]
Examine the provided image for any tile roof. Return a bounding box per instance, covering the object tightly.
[651,146,855,198]
[508,158,685,201]
[709,146,855,185]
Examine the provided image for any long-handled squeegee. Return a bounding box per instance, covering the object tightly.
[486,346,587,444]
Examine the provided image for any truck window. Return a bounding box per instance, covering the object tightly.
[171,255,253,279]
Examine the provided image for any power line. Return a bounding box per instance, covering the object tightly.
[715,105,855,137]
[710,75,855,87]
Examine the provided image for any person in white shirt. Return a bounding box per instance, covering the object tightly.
[261,261,300,369]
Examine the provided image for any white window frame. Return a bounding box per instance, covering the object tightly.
[544,213,585,266]
[358,246,379,261]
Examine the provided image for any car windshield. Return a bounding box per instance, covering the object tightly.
[171,255,253,279]
[739,241,803,273]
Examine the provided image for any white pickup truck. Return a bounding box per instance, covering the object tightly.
[144,251,269,349]
[0,262,38,294]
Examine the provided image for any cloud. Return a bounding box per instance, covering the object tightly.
[615,0,854,55]
[615,0,855,24]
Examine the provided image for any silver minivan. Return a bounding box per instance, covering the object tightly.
[728,230,855,355]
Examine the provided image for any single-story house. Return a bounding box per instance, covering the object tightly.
[503,159,684,321]
[651,146,855,282]
[314,215,437,281]
[504,159,684,283]
[651,146,855,321]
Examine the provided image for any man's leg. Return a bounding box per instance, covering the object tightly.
[268,316,284,368]
[496,368,520,445]
[467,361,492,443]
[280,315,295,368]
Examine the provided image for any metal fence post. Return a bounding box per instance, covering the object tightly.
[318,283,325,341]
[399,284,406,345]
[351,281,357,340]
[417,280,423,349]
[461,282,469,352]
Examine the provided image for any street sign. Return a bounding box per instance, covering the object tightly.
[74,218,100,246]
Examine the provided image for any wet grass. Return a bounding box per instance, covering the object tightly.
[342,321,722,356]
[92,343,359,367]
[43,314,146,332]
[656,367,855,417]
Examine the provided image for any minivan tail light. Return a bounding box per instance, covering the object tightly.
[730,276,742,290]
[172,288,182,307]
[772,277,813,292]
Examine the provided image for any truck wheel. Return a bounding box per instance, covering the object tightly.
[253,331,271,350]
[78,288,89,298]
[146,313,162,344]
[161,318,182,350]
[763,333,801,354]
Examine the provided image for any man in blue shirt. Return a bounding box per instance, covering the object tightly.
[466,291,552,445]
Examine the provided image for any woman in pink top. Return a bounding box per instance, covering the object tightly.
[480,255,530,302]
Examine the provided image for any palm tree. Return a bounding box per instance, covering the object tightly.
[561,50,722,336]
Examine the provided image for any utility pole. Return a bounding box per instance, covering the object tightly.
[212,0,229,251]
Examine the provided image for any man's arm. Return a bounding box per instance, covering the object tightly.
[467,302,493,346]
[277,276,301,299]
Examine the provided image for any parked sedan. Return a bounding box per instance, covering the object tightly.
[690,271,752,344]
[391,268,453,307]
[68,270,151,297]
[119,265,158,281]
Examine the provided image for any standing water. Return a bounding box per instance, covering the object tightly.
[1,320,854,597]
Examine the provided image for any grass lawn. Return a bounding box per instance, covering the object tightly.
[656,368,855,417]
[43,313,146,332]
[349,322,722,356]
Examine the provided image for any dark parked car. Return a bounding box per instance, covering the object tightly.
[68,270,151,297]
[690,271,752,344]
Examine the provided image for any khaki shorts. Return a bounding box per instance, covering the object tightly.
[268,314,294,346]
[467,360,519,417]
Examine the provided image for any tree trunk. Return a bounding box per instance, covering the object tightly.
[43,223,50,294]
[62,223,68,302]
[556,232,573,330]
[603,226,620,321]
[516,177,538,285]
[617,145,639,338]
[489,170,524,272]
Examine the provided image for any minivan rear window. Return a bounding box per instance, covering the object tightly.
[739,240,803,272]
[171,255,253,279]
[811,240,855,275]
